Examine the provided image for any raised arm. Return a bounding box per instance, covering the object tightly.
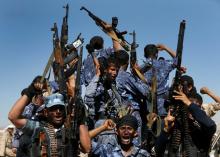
[157,44,176,58]
[113,39,122,52]
[8,79,43,129]
[200,87,220,103]
[155,110,175,156]
[173,90,216,129]
[8,95,29,129]
[89,119,115,139]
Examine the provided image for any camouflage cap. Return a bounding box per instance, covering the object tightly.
[44,93,65,108]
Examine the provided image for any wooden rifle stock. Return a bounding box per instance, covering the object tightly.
[52,22,67,99]
[39,131,47,157]
[80,6,130,51]
[72,46,83,140]
[147,67,161,137]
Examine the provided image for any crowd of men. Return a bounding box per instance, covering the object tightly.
[4,6,220,157]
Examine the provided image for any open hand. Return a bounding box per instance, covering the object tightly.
[173,90,191,106]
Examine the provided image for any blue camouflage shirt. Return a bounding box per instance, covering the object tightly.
[141,58,177,115]
[116,69,150,110]
[92,141,150,157]
[142,58,176,95]
[81,47,114,87]
[22,103,39,120]
[84,75,121,117]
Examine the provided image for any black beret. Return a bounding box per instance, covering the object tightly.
[116,115,138,131]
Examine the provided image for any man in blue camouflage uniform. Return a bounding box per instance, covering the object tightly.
[81,36,121,87]
[140,44,178,117]
[90,115,150,157]
[115,50,151,146]
[82,36,121,130]
[84,56,121,147]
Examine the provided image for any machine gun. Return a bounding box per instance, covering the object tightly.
[165,20,193,157]
[80,6,130,51]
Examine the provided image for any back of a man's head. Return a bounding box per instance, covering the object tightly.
[144,44,158,59]
[188,92,203,106]
[90,36,104,50]
[181,75,197,95]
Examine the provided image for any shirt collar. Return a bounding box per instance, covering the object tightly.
[112,144,139,156]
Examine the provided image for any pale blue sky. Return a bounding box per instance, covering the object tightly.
[1,0,220,128]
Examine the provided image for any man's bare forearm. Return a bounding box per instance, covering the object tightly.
[8,95,29,128]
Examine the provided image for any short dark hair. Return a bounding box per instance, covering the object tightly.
[181,75,197,95]
[188,93,203,106]
[115,50,129,66]
[32,75,46,84]
[106,56,119,69]
[144,44,158,59]
[181,75,194,87]
[89,36,104,50]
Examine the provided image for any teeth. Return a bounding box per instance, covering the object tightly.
[122,139,130,142]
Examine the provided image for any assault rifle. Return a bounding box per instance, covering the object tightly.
[147,67,162,137]
[72,46,83,137]
[129,31,138,67]
[60,4,69,58]
[52,5,84,94]
[51,22,67,98]
[60,4,84,78]
[63,46,84,156]
[129,31,147,83]
[165,20,193,157]
[80,6,130,51]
